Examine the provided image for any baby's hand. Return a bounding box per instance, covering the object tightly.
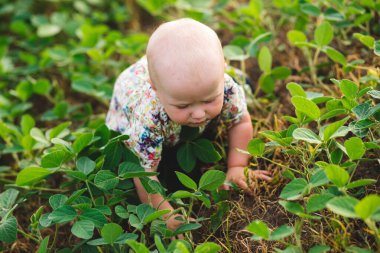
[222,166,272,194]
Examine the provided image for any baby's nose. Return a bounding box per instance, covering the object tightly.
[191,109,206,119]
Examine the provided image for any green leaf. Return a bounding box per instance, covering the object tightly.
[345,137,365,161]
[340,79,358,99]
[300,3,320,16]
[0,189,19,211]
[48,122,71,140]
[199,170,226,191]
[118,162,157,178]
[36,236,50,253]
[247,138,265,156]
[324,164,349,187]
[21,114,35,135]
[292,128,321,144]
[314,21,333,47]
[101,223,123,245]
[355,195,380,220]
[374,40,380,56]
[0,216,17,243]
[71,220,94,239]
[245,220,270,240]
[286,82,306,97]
[279,200,304,215]
[367,89,380,99]
[48,205,77,224]
[115,205,129,219]
[177,142,196,173]
[259,73,275,94]
[308,245,330,253]
[346,246,374,253]
[126,240,150,253]
[287,30,307,46]
[258,46,272,73]
[269,225,294,241]
[171,190,194,199]
[16,167,52,186]
[80,208,107,228]
[346,179,376,189]
[175,171,197,190]
[76,157,96,175]
[271,66,291,80]
[326,196,359,218]
[49,194,68,210]
[310,169,329,188]
[322,117,349,141]
[136,204,155,222]
[223,45,247,61]
[194,242,221,253]
[280,178,308,200]
[143,209,171,224]
[173,223,202,235]
[354,33,375,49]
[94,170,119,191]
[306,193,334,213]
[37,24,61,37]
[41,150,71,168]
[193,139,221,163]
[325,47,346,65]
[72,133,93,153]
[291,96,320,120]
[30,127,50,145]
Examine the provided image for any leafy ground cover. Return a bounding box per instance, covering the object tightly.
[0,0,380,252]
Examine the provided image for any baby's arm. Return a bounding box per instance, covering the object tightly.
[223,110,272,193]
[133,176,184,231]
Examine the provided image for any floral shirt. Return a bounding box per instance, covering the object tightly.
[106,56,247,172]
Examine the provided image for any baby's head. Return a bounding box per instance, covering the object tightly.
[146,18,225,127]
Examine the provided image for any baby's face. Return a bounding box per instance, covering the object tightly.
[154,74,224,127]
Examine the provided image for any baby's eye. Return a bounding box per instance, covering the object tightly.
[175,105,189,109]
[203,99,215,104]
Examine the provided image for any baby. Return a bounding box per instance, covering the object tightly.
[106,18,272,230]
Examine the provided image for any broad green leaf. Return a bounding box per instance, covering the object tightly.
[76,157,96,175]
[271,66,291,80]
[324,7,344,21]
[72,133,93,153]
[101,223,123,245]
[279,200,304,215]
[245,220,270,240]
[340,79,358,99]
[129,214,143,230]
[16,167,52,186]
[325,47,346,65]
[0,189,19,211]
[118,162,157,178]
[194,242,221,253]
[292,128,321,144]
[355,195,380,220]
[306,193,334,213]
[322,117,349,141]
[30,128,50,145]
[286,82,306,97]
[346,179,376,189]
[87,233,138,246]
[300,3,320,16]
[269,225,294,241]
[223,45,247,61]
[324,164,349,187]
[41,150,71,168]
[346,246,374,253]
[259,73,275,94]
[36,236,50,253]
[280,178,308,200]
[115,205,129,219]
[175,171,197,190]
[21,114,35,135]
[193,139,221,163]
[247,138,265,156]
[258,46,272,73]
[37,24,61,37]
[287,30,307,46]
[291,96,320,120]
[136,204,155,222]
[326,196,359,218]
[367,90,380,99]
[143,209,171,224]
[314,21,333,47]
[275,245,302,253]
[0,216,17,243]
[309,169,329,188]
[154,234,166,253]
[126,240,150,253]
[173,223,202,235]
[177,142,196,173]
[71,220,94,239]
[354,33,374,49]
[374,40,380,56]
[49,194,68,210]
[199,170,226,191]
[308,245,330,253]
[345,137,365,160]
[48,122,71,140]
[94,170,119,191]
[48,205,77,223]
[171,190,194,199]
[79,208,107,228]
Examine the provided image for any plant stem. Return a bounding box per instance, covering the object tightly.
[365,220,380,250]
[85,180,96,206]
[17,229,39,243]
